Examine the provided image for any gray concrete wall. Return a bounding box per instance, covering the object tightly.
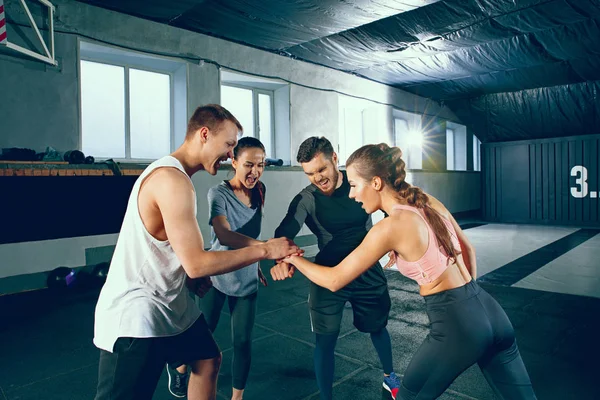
[290,86,339,160]
[0,33,80,152]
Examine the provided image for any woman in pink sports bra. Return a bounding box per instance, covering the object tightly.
[281,143,537,400]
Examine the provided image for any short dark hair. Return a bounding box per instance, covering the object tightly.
[296,136,334,163]
[186,104,243,138]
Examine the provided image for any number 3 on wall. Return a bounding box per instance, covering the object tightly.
[571,166,588,198]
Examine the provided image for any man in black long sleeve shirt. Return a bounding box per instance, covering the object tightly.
[271,137,398,400]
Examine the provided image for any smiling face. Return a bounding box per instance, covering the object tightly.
[301,152,340,196]
[347,164,382,214]
[232,147,266,189]
[204,120,239,175]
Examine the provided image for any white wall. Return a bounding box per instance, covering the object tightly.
[0,234,119,279]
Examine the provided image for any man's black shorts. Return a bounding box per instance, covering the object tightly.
[94,315,219,400]
[308,280,391,335]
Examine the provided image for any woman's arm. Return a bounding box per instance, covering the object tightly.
[208,185,264,249]
[285,217,396,292]
[211,215,264,249]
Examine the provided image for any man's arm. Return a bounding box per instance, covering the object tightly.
[274,192,310,239]
[155,170,298,279]
[271,192,311,280]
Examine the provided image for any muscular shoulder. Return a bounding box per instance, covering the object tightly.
[144,166,192,193]
[296,187,316,207]
[281,187,314,216]
[141,167,195,212]
[301,182,318,195]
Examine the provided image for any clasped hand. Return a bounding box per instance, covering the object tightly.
[270,252,303,281]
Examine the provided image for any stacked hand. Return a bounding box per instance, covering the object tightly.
[270,261,295,281]
[264,237,303,260]
[270,252,304,281]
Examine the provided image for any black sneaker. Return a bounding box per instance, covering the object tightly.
[166,364,188,398]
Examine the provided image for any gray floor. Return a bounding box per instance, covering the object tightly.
[1,224,599,400]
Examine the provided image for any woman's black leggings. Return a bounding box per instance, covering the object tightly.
[201,287,258,390]
[398,280,537,400]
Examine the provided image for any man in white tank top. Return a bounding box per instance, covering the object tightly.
[93,104,300,400]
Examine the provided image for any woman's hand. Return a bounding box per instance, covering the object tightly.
[281,253,302,265]
[274,252,303,265]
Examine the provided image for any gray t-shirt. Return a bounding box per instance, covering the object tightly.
[208,181,264,297]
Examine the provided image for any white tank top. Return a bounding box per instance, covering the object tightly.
[93,156,201,352]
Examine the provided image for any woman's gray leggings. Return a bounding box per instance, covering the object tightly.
[201,287,258,390]
[399,280,537,400]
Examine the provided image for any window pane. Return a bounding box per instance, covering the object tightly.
[81,61,125,158]
[446,128,455,170]
[129,69,171,159]
[394,118,409,150]
[258,93,273,158]
[221,86,254,137]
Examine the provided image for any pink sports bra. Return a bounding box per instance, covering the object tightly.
[392,204,461,285]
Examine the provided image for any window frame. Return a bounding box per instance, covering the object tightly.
[220,83,276,159]
[446,121,467,171]
[446,127,455,170]
[473,135,482,171]
[79,56,175,162]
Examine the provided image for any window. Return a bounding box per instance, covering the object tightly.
[473,135,482,171]
[221,85,274,158]
[393,110,423,170]
[446,122,467,171]
[220,71,290,161]
[338,96,391,165]
[79,41,186,161]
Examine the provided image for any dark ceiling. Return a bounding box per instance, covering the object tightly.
[73,0,600,142]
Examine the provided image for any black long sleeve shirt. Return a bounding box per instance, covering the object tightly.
[275,171,387,288]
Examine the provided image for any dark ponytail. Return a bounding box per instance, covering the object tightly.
[347,143,459,262]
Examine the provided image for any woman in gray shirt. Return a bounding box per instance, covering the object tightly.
[204,137,267,400]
